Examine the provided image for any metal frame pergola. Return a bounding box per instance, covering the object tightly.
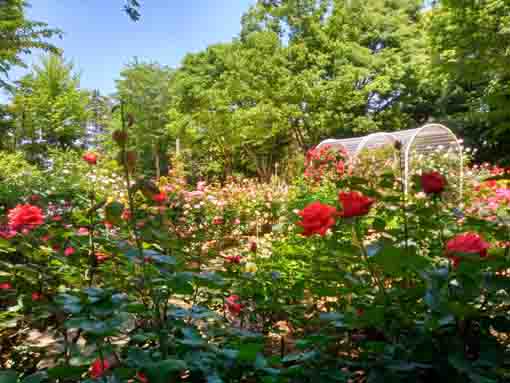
[316,123,463,197]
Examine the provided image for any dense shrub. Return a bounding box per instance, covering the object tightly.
[1,142,510,382]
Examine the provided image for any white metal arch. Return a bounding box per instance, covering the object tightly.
[353,132,400,157]
[315,139,350,153]
[314,123,464,199]
[403,123,463,198]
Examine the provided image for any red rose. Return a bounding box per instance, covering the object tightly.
[64,247,75,256]
[0,282,12,290]
[83,152,98,165]
[336,161,345,176]
[421,171,446,194]
[446,232,490,268]
[95,252,109,263]
[51,215,62,222]
[297,202,337,236]
[30,194,40,202]
[338,191,375,218]
[212,216,224,225]
[152,192,167,204]
[77,227,90,236]
[32,292,42,301]
[225,294,243,315]
[136,372,148,383]
[0,226,17,239]
[90,358,111,379]
[8,204,44,231]
[104,221,113,229]
[249,241,257,253]
[225,255,241,264]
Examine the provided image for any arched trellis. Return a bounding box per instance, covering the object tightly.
[316,124,463,198]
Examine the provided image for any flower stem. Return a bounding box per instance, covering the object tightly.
[120,101,143,259]
[354,222,389,302]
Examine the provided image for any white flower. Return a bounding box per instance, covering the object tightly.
[416,192,427,200]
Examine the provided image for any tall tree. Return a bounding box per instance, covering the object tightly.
[10,54,89,161]
[246,0,426,140]
[0,103,15,151]
[169,0,428,179]
[86,89,112,147]
[0,0,61,89]
[168,36,292,180]
[428,0,510,162]
[115,59,174,178]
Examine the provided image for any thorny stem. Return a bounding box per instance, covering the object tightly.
[88,186,97,287]
[433,196,446,250]
[398,143,410,253]
[98,344,107,383]
[505,208,510,258]
[120,101,144,259]
[353,222,389,302]
[119,101,166,355]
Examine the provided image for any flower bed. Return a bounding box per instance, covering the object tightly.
[1,142,510,382]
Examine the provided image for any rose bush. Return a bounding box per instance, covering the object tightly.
[1,137,510,382]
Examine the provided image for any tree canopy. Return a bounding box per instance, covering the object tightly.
[428,0,510,161]
[2,0,510,175]
[0,0,61,89]
[10,54,89,161]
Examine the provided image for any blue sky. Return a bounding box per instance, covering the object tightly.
[4,0,255,97]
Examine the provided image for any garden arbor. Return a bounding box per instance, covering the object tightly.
[316,123,463,197]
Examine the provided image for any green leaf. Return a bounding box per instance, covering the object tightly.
[125,303,147,313]
[84,287,104,297]
[372,217,386,231]
[22,372,47,383]
[282,351,318,363]
[0,238,14,250]
[55,294,82,314]
[370,245,405,275]
[144,249,176,265]
[0,371,18,383]
[371,244,429,275]
[144,360,187,383]
[105,201,124,225]
[386,361,431,372]
[484,174,510,181]
[64,317,119,336]
[178,327,205,347]
[168,272,193,295]
[238,343,264,362]
[206,375,224,383]
[47,366,87,380]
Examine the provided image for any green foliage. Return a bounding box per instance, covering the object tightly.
[168,0,437,179]
[10,54,89,160]
[0,151,43,207]
[428,0,510,163]
[1,140,510,382]
[3,2,510,380]
[114,59,174,178]
[0,0,61,89]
